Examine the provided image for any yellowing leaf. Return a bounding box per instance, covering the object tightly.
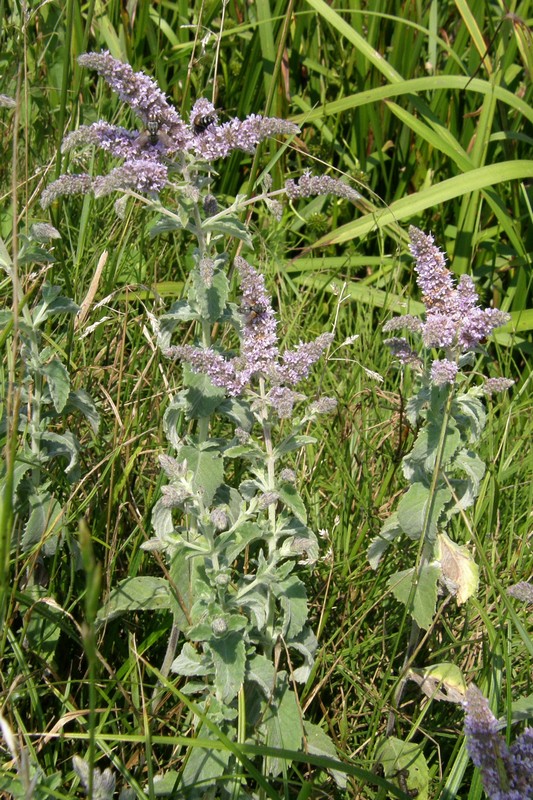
[437,532,479,605]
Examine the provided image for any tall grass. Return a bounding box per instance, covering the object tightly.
[0,1,531,798]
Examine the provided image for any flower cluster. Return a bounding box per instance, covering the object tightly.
[463,685,533,799]
[285,170,361,203]
[165,256,333,415]
[383,227,511,386]
[41,52,300,208]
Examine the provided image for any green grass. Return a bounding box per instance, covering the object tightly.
[1,0,531,798]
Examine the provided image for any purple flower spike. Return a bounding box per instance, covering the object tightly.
[285,170,361,203]
[463,685,533,799]
[40,174,93,208]
[192,114,299,161]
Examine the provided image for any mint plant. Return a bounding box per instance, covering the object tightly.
[0,225,99,635]
[369,227,512,629]
[42,51,361,796]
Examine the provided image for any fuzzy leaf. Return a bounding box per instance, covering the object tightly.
[40,431,80,478]
[21,491,65,555]
[275,574,308,640]
[368,513,403,569]
[96,577,171,624]
[171,642,212,677]
[436,532,479,604]
[246,653,276,697]
[388,563,440,629]
[202,215,253,246]
[178,444,224,506]
[263,673,304,776]
[277,482,307,524]
[209,631,246,703]
[66,389,100,432]
[175,368,227,420]
[453,392,487,442]
[177,738,231,790]
[192,268,229,323]
[41,356,70,413]
[304,721,347,789]
[217,522,262,563]
[375,737,429,800]
[397,482,450,543]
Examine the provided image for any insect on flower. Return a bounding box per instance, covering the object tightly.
[192,111,218,134]
[242,303,266,324]
[136,117,172,149]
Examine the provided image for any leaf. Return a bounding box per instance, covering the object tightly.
[277,482,307,524]
[304,720,347,789]
[21,585,63,662]
[177,444,224,506]
[201,215,253,246]
[21,491,65,555]
[408,662,467,704]
[177,738,231,791]
[375,736,429,800]
[192,268,229,323]
[436,532,479,604]
[274,434,316,457]
[41,357,70,413]
[66,389,100,432]
[289,626,318,683]
[172,368,226,420]
[171,642,212,677]
[246,653,276,697]
[388,563,441,630]
[96,577,171,624]
[40,431,80,479]
[397,482,451,543]
[368,513,403,569]
[262,673,304,776]
[275,574,308,640]
[453,393,487,442]
[217,521,262,563]
[209,631,246,704]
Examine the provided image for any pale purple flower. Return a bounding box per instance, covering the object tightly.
[40,174,93,208]
[285,170,361,203]
[483,377,515,396]
[383,315,423,335]
[193,113,299,160]
[92,159,168,197]
[309,396,338,414]
[383,337,423,369]
[167,257,332,414]
[430,358,459,385]
[267,387,305,418]
[277,333,334,385]
[463,685,533,799]
[61,121,140,159]
[408,226,456,311]
[507,581,533,602]
[77,51,187,142]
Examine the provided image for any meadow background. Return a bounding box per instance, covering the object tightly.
[0,0,532,798]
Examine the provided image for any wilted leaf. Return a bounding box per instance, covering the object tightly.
[408,662,467,703]
[437,532,479,604]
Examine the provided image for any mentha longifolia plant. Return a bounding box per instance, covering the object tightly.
[43,52,361,795]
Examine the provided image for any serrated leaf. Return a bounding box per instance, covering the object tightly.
[177,444,224,505]
[436,531,479,604]
[209,631,246,703]
[192,268,229,323]
[177,739,231,791]
[41,357,70,413]
[217,522,262,563]
[171,642,212,677]
[246,653,276,696]
[277,483,307,524]
[174,368,226,420]
[262,673,303,776]
[388,563,441,629]
[397,482,450,543]
[289,626,318,683]
[368,513,403,569]
[375,736,429,800]
[274,434,316,457]
[218,397,255,430]
[66,389,100,432]
[22,492,65,555]
[202,215,253,246]
[96,577,171,624]
[304,721,347,789]
[274,574,308,640]
[40,431,80,478]
[453,392,487,442]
